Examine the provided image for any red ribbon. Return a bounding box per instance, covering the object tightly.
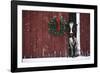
[56,17,60,31]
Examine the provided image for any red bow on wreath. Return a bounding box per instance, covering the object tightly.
[56,17,61,32]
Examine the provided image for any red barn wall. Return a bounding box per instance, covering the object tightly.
[22,11,69,58]
[80,13,90,56]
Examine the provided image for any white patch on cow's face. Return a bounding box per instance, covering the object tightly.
[69,22,74,34]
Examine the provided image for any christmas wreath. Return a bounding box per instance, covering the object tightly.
[48,16,67,36]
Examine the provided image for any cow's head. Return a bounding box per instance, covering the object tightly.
[66,21,77,37]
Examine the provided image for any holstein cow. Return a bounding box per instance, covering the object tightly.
[66,20,79,57]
